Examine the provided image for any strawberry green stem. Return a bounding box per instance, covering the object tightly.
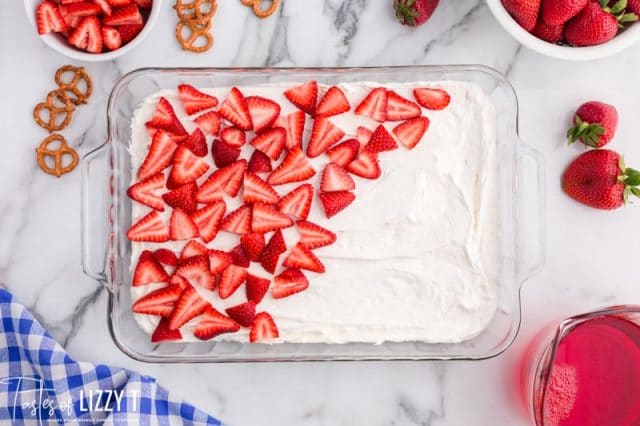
[617,157,640,202]
[394,0,420,26]
[567,115,606,148]
[600,0,638,27]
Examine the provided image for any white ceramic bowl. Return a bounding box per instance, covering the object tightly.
[486,0,640,61]
[24,0,161,62]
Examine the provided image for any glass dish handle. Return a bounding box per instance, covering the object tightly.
[517,142,545,283]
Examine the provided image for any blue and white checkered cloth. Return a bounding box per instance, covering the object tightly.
[0,288,221,425]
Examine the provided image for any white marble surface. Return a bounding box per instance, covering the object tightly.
[2,0,640,424]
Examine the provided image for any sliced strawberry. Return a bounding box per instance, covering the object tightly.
[211,140,241,168]
[138,130,178,180]
[93,0,113,15]
[247,150,272,174]
[168,146,210,185]
[365,125,398,153]
[132,285,181,316]
[284,81,318,116]
[218,264,248,299]
[68,16,102,53]
[252,202,294,233]
[107,0,132,6]
[319,191,355,218]
[219,87,252,130]
[132,0,151,8]
[393,117,430,150]
[117,23,143,43]
[272,269,309,299]
[220,204,252,235]
[169,273,190,290]
[190,201,226,243]
[169,208,198,240]
[307,117,345,158]
[230,244,250,268]
[283,243,325,273]
[37,1,69,34]
[220,126,246,148]
[297,221,337,249]
[175,255,216,289]
[316,86,350,117]
[413,88,451,110]
[250,312,279,342]
[246,96,281,134]
[243,173,279,205]
[180,240,208,260]
[153,248,178,267]
[258,230,286,274]
[240,233,265,261]
[103,4,142,26]
[194,307,241,340]
[208,249,233,274]
[146,97,187,136]
[182,129,208,157]
[277,184,313,221]
[101,25,122,51]
[355,88,387,122]
[250,127,287,161]
[321,163,355,192]
[127,211,169,242]
[386,90,421,121]
[274,111,305,150]
[225,301,256,327]
[196,160,247,202]
[245,274,270,303]
[151,317,183,342]
[268,147,315,186]
[133,250,170,286]
[194,111,221,136]
[162,182,198,214]
[127,172,164,211]
[59,2,102,18]
[347,151,381,179]
[178,84,218,116]
[326,139,359,167]
[168,286,210,330]
[356,126,373,145]
[62,13,82,29]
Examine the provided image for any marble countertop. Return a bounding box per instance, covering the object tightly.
[3,0,640,424]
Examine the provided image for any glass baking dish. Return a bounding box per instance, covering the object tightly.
[81,66,544,362]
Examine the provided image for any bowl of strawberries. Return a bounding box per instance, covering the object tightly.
[487,0,640,60]
[26,0,160,61]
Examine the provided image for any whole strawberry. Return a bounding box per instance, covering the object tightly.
[394,0,439,27]
[565,0,638,47]
[541,0,588,25]
[562,149,640,210]
[502,0,542,32]
[567,101,618,148]
[532,20,565,43]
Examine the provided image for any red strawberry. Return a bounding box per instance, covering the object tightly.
[103,4,142,26]
[628,0,640,15]
[182,129,208,157]
[268,147,315,186]
[567,101,618,148]
[565,1,635,46]
[190,201,226,243]
[194,111,221,136]
[319,191,355,218]
[277,184,313,220]
[248,150,272,173]
[108,0,132,6]
[246,96,281,134]
[241,233,266,261]
[138,130,177,180]
[218,264,248,299]
[230,244,251,267]
[252,202,294,233]
[283,243,325,273]
[355,88,387,122]
[307,117,346,158]
[541,0,587,25]
[127,172,164,211]
[101,25,122,50]
[297,221,337,249]
[180,240,208,259]
[176,255,216,289]
[393,117,429,149]
[225,301,256,327]
[208,249,233,274]
[162,182,198,214]
[133,250,170,286]
[356,126,373,145]
[245,274,270,303]
[394,0,439,26]
[211,140,241,168]
[132,285,181,316]
[243,173,280,205]
[151,317,183,343]
[250,127,287,161]
[259,230,286,274]
[316,86,350,117]
[127,211,169,242]
[168,146,210,185]
[153,248,178,267]
[249,312,279,342]
[178,84,218,116]
[146,97,187,136]
[501,0,541,31]
[347,151,382,179]
[321,163,355,192]
[220,204,252,235]
[37,1,69,34]
[194,307,241,340]
[133,0,152,8]
[274,111,305,150]
[93,0,113,15]
[413,88,451,110]
[169,273,190,290]
[168,286,209,330]
[117,23,143,43]
[68,16,102,53]
[365,125,398,153]
[272,269,309,299]
[219,87,253,130]
[169,208,199,240]
[59,2,102,18]
[532,20,565,43]
[562,149,640,210]
[197,160,247,202]
[386,91,421,121]
[284,81,318,116]
[220,126,246,148]
[326,139,360,167]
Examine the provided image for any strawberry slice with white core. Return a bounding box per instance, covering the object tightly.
[243,173,280,205]
[146,98,187,136]
[355,88,387,122]
[268,147,315,186]
[36,1,69,34]
[245,274,270,303]
[385,90,421,121]
[101,25,122,50]
[59,2,102,19]
[178,84,219,116]
[162,182,198,214]
[194,111,221,136]
[321,163,355,192]
[175,255,216,290]
[240,233,265,261]
[226,301,256,327]
[132,285,182,316]
[307,117,345,158]
[248,150,272,174]
[154,249,178,267]
[413,88,451,110]
[297,221,337,249]
[277,184,313,221]
[252,202,294,233]
[250,127,287,161]
[356,126,373,145]
[168,286,210,330]
[220,204,252,235]
[93,0,112,16]
[259,230,286,274]
[182,128,208,157]
[68,16,102,53]
[196,159,247,202]
[365,125,398,153]
[211,140,241,168]
[179,240,208,260]
[103,4,143,26]
[218,87,253,131]
[246,96,281,134]
[319,191,355,218]
[220,126,246,148]
[169,208,199,240]
[316,86,350,117]
[274,111,305,150]
[133,250,170,286]
[127,172,164,211]
[347,151,381,179]
[393,117,430,149]
[250,312,279,343]
[151,317,183,343]
[127,211,170,242]
[194,307,241,340]
[283,243,325,273]
[169,274,190,290]
[218,264,248,299]
[284,81,318,116]
[326,139,360,167]
[138,129,178,180]
[272,269,309,299]
[208,249,233,274]
[190,201,226,243]
[168,146,210,186]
